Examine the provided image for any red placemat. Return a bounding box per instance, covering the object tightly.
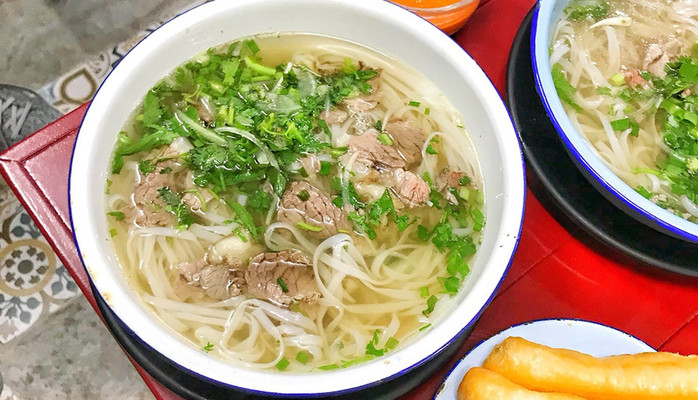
[2,1,697,399]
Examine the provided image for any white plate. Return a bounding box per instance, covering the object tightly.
[434,319,655,400]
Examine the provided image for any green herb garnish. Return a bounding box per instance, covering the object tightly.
[276,358,290,371]
[107,211,125,221]
[296,351,310,364]
[564,0,610,21]
[552,63,582,112]
[318,161,332,176]
[277,277,289,293]
[297,189,310,201]
[610,117,630,131]
[420,286,430,298]
[157,186,195,230]
[138,159,157,174]
[377,132,393,146]
[296,222,324,232]
[423,295,438,316]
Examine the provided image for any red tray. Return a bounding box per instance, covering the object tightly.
[1,0,697,399]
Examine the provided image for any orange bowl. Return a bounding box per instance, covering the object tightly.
[387,0,481,35]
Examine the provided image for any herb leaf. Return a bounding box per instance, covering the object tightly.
[552,64,583,112]
[157,187,195,229]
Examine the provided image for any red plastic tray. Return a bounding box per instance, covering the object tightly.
[1,0,697,399]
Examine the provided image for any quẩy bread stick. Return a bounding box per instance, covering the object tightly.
[481,336,698,400]
[457,367,588,400]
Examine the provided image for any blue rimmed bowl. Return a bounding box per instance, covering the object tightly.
[69,0,525,398]
[532,0,698,243]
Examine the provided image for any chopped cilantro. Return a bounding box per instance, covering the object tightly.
[332,177,364,209]
[233,227,248,242]
[112,128,178,174]
[109,228,118,237]
[365,330,399,357]
[247,189,272,214]
[330,146,349,158]
[636,185,653,199]
[629,120,640,137]
[138,159,157,174]
[107,211,125,221]
[610,117,630,131]
[245,39,260,54]
[277,277,289,293]
[116,42,380,234]
[202,342,214,352]
[426,144,438,155]
[393,213,412,231]
[157,187,195,229]
[422,171,433,186]
[564,0,609,21]
[417,224,431,241]
[318,161,332,176]
[377,132,393,146]
[367,190,394,226]
[552,64,582,112]
[348,212,377,239]
[226,201,258,240]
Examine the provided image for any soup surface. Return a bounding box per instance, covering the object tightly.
[106,34,484,372]
[551,0,698,222]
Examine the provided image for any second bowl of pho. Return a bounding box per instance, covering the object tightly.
[533,0,698,242]
[70,0,525,397]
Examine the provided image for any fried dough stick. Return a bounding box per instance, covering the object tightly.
[482,336,698,400]
[457,367,588,400]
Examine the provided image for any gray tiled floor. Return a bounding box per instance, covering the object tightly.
[1,0,194,88]
[0,0,201,398]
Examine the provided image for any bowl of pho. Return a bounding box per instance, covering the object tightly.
[533,0,698,242]
[69,0,525,397]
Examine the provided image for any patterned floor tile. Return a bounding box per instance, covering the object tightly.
[0,188,79,343]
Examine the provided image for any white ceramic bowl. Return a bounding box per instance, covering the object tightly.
[533,0,698,243]
[69,0,525,397]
